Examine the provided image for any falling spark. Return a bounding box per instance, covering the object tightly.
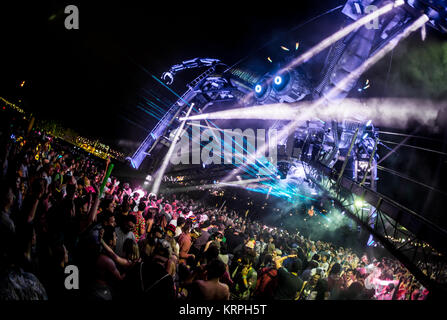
[296,42,299,50]
[281,46,290,51]
[267,57,273,63]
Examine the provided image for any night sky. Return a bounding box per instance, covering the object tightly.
[0,0,344,148]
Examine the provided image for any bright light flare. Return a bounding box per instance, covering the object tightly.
[354,199,365,208]
[274,76,282,85]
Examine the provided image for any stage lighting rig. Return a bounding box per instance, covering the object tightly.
[258,67,312,104]
[161,58,223,85]
[406,0,447,33]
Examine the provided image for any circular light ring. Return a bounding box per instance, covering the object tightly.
[254,80,270,99]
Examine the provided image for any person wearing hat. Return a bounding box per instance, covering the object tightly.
[231,254,257,300]
[165,223,179,258]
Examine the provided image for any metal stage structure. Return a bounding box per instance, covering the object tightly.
[128,0,447,297]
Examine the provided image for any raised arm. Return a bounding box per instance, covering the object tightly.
[274,254,297,269]
[101,239,133,268]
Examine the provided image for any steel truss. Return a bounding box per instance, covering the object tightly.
[128,63,229,169]
[303,160,447,298]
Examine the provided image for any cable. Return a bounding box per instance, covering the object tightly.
[384,48,394,89]
[378,131,445,143]
[377,165,447,197]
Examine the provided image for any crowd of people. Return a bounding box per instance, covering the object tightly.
[0,122,429,301]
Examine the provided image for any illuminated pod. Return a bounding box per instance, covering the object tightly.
[272,72,289,90]
[274,76,282,85]
[253,76,277,104]
[271,69,311,103]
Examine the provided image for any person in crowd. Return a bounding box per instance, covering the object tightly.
[0,121,431,300]
[327,263,344,299]
[131,201,146,241]
[89,226,124,300]
[231,254,257,300]
[0,185,15,235]
[136,242,176,300]
[191,220,211,257]
[253,254,277,300]
[190,259,230,300]
[178,221,195,265]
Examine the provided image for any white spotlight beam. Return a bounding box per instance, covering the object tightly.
[183,96,440,129]
[151,103,195,194]
[325,14,429,102]
[161,176,272,193]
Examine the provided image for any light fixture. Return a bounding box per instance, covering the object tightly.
[274,76,282,85]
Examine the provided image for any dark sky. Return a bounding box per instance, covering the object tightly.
[0,0,345,149]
